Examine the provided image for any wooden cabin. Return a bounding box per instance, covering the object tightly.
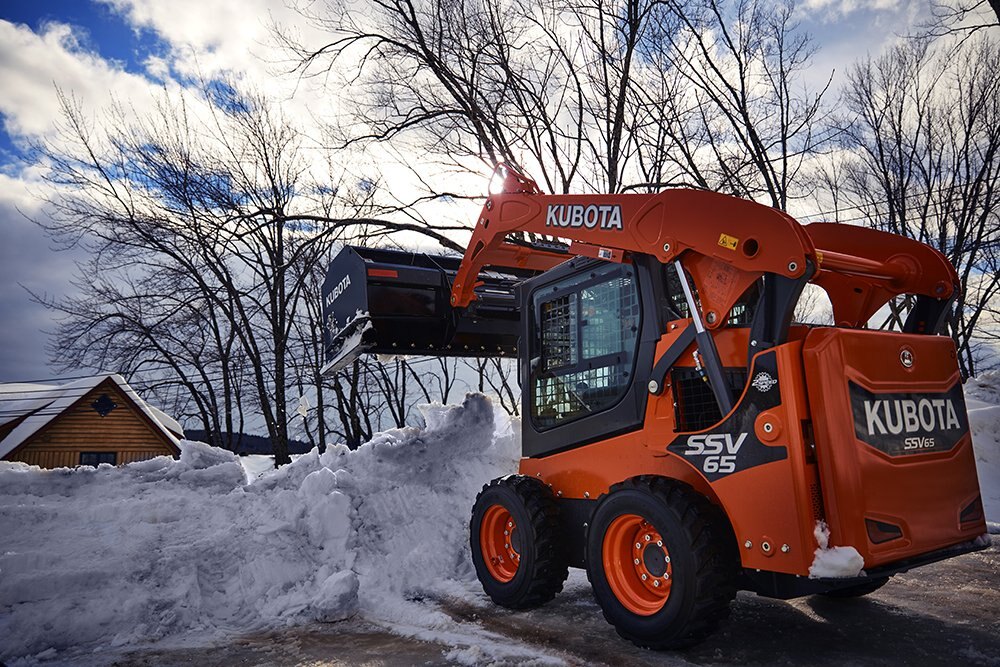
[0,374,183,469]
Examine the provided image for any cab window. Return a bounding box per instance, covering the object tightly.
[531,263,640,429]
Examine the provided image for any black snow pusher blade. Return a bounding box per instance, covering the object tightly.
[321,246,536,374]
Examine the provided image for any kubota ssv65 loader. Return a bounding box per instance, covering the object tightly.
[321,165,988,649]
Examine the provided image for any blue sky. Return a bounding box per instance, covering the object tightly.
[2,1,151,75]
[0,1,163,161]
[0,0,932,383]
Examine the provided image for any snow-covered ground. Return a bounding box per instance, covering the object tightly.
[967,371,1000,532]
[1,379,998,664]
[0,395,540,664]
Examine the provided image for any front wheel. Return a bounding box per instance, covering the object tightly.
[469,476,569,609]
[586,477,738,649]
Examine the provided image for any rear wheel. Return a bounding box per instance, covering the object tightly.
[470,476,569,609]
[586,477,738,649]
[819,577,889,598]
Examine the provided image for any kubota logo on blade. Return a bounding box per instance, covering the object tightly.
[324,274,351,310]
[545,204,623,231]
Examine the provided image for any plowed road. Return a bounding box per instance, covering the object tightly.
[108,540,999,667]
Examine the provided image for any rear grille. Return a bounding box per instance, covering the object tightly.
[810,483,825,521]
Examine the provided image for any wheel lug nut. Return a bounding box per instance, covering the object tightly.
[634,558,640,565]
[641,574,648,581]
[653,580,660,587]
[504,530,509,536]
[644,534,651,541]
[635,542,642,549]
[664,556,670,563]
[664,573,670,580]
[656,540,662,547]
[508,521,513,528]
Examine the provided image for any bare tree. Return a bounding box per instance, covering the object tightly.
[280,0,832,207]
[464,357,520,416]
[630,0,835,208]
[819,36,1000,376]
[33,255,250,451]
[925,0,1000,39]
[34,83,463,463]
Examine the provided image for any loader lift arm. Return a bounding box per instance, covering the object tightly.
[451,165,957,331]
[322,163,959,392]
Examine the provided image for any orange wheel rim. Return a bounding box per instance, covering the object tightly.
[480,504,520,582]
[602,513,672,616]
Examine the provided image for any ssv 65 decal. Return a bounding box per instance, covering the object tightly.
[664,352,787,482]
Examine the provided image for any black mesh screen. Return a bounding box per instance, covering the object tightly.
[671,367,748,432]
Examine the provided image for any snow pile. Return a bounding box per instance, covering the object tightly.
[966,371,1000,530]
[808,520,865,579]
[0,394,519,662]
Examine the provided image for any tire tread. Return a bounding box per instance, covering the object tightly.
[471,476,569,609]
[587,476,739,649]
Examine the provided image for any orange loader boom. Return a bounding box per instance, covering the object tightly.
[451,165,958,331]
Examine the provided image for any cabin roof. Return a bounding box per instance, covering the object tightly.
[0,374,183,460]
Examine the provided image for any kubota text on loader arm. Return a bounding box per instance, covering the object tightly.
[321,164,988,649]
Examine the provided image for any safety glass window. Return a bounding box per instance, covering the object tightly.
[531,263,640,429]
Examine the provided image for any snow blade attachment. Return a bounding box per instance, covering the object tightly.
[321,246,533,373]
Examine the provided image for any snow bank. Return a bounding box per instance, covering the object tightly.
[0,394,519,662]
[2,375,996,661]
[966,371,1000,530]
[808,521,865,579]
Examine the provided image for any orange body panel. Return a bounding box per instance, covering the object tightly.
[520,338,823,577]
[802,329,986,567]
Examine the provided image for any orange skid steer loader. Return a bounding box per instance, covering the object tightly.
[321,165,988,649]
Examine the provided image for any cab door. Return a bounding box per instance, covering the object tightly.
[519,256,661,457]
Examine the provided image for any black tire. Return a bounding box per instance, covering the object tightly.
[586,476,738,650]
[469,475,569,609]
[819,577,890,598]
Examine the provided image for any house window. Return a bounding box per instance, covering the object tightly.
[79,451,117,467]
[531,263,641,429]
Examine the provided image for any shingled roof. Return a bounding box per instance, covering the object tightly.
[0,374,182,460]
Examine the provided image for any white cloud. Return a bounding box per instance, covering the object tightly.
[0,20,162,142]
[96,0,311,93]
[799,0,902,16]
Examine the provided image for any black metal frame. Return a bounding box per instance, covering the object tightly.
[519,255,666,458]
[740,534,989,599]
[746,261,815,362]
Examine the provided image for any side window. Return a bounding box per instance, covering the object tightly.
[79,451,117,467]
[531,263,641,429]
